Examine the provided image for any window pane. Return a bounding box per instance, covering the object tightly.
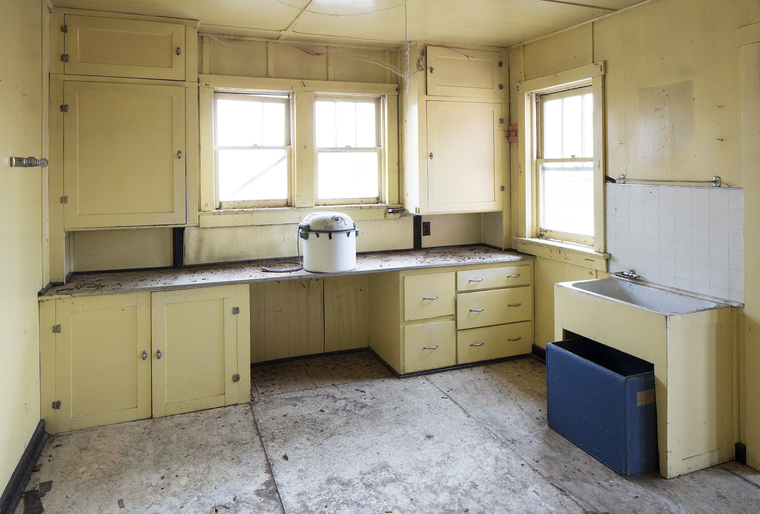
[562,95,583,158]
[216,98,262,147]
[542,98,562,159]
[540,161,594,237]
[315,101,336,148]
[218,149,287,201]
[356,102,377,147]
[262,102,286,146]
[583,93,594,157]
[336,102,357,147]
[317,152,378,200]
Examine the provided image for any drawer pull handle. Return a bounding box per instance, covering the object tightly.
[423,345,439,350]
[470,342,485,347]
[507,274,521,278]
[508,303,522,308]
[469,278,483,283]
[470,308,485,312]
[423,296,439,301]
[508,337,522,342]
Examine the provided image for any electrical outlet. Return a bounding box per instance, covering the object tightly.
[422,221,431,236]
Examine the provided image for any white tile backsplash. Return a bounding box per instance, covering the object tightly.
[606,184,743,302]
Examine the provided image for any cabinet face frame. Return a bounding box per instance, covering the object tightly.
[63,15,186,81]
[62,80,187,229]
[426,100,504,213]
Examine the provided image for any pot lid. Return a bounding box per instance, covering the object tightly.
[299,212,355,231]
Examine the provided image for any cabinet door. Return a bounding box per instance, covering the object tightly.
[427,101,503,213]
[151,285,249,417]
[64,15,185,80]
[63,81,186,229]
[54,294,151,433]
[426,46,503,98]
[403,320,456,373]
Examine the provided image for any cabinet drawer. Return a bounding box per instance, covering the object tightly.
[64,15,186,80]
[404,321,456,373]
[457,265,530,292]
[457,287,532,330]
[457,322,533,364]
[404,272,455,321]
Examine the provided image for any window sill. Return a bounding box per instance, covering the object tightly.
[513,237,609,272]
[198,204,405,228]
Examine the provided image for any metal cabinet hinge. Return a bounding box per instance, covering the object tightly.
[52,324,62,333]
[61,25,69,33]
[232,307,240,315]
[60,196,68,204]
[232,374,241,383]
[61,54,69,63]
[52,400,62,409]
[60,104,69,113]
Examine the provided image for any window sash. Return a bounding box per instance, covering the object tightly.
[536,157,594,246]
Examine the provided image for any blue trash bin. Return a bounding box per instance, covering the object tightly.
[547,337,659,477]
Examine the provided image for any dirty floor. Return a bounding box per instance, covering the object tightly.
[16,351,760,513]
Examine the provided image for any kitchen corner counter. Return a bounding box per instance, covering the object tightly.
[42,246,533,298]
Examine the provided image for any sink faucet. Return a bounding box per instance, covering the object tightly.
[615,269,643,280]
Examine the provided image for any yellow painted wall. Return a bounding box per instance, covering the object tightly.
[0,0,44,493]
[511,0,753,348]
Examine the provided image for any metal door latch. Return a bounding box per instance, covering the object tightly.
[10,157,48,168]
[232,307,240,315]
[52,325,62,333]
[52,401,62,409]
[232,374,241,383]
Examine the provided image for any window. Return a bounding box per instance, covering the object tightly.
[202,79,398,222]
[214,92,291,208]
[537,86,594,245]
[315,96,382,204]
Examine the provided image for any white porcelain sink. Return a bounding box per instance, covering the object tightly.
[554,277,738,479]
[568,277,723,314]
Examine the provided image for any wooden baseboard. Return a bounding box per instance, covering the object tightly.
[0,420,47,514]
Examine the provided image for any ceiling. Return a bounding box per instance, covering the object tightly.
[51,0,646,48]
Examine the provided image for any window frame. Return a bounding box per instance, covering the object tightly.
[313,94,383,206]
[536,84,594,246]
[213,91,293,209]
[198,76,399,227]
[516,62,606,255]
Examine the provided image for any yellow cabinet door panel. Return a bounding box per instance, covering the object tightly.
[64,15,185,80]
[403,321,456,374]
[457,287,532,330]
[151,285,245,417]
[457,265,531,292]
[427,101,503,213]
[403,272,456,321]
[55,293,152,433]
[63,81,186,229]
[457,322,533,364]
[426,46,502,98]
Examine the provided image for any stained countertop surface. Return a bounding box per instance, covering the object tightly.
[42,246,532,298]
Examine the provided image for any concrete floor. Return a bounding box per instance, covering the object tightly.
[16,351,760,513]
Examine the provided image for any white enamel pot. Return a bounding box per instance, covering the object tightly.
[298,212,359,273]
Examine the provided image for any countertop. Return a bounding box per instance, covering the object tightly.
[42,246,532,298]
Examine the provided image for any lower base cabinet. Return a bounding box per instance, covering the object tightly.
[40,285,250,434]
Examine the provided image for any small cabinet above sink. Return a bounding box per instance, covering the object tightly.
[554,277,740,479]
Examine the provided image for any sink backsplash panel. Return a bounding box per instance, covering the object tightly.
[605,183,744,302]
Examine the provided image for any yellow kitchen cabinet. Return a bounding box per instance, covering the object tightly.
[151,285,250,417]
[426,46,504,98]
[62,15,186,81]
[401,43,506,215]
[369,269,458,375]
[39,293,152,434]
[250,279,325,363]
[61,80,187,229]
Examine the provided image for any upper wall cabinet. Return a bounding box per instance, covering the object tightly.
[62,81,187,229]
[426,46,504,98]
[63,15,186,81]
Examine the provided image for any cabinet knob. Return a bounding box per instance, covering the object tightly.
[142,350,148,360]
[423,345,439,350]
[176,47,182,56]
[429,66,434,73]
[156,349,162,359]
[177,150,182,159]
[429,152,434,159]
